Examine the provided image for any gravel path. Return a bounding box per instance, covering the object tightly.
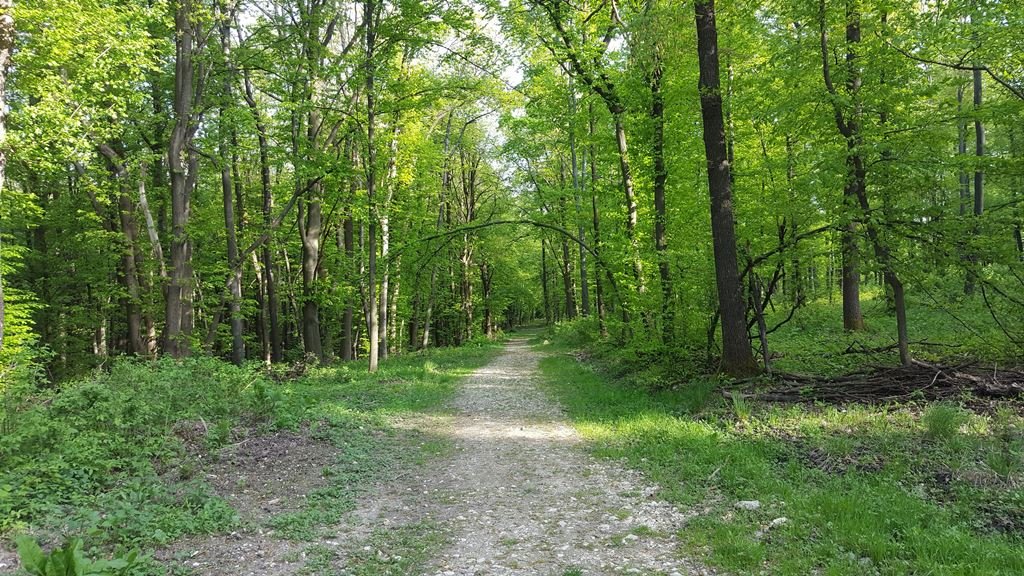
[353,338,711,576]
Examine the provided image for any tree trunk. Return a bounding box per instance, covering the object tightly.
[965,31,985,294]
[650,45,673,344]
[242,67,280,362]
[560,233,577,319]
[957,83,970,217]
[365,0,380,371]
[819,0,865,331]
[568,82,590,317]
[588,102,607,337]
[694,0,758,376]
[220,11,244,365]
[614,114,645,302]
[165,0,199,358]
[542,239,551,324]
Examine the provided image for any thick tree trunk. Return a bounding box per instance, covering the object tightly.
[165,0,199,358]
[694,0,758,376]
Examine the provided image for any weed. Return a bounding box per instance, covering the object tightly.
[16,536,139,576]
[922,403,967,440]
[729,391,751,423]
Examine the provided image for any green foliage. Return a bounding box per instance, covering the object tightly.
[729,391,751,423]
[540,339,1024,575]
[0,357,264,535]
[16,536,138,576]
[922,403,967,440]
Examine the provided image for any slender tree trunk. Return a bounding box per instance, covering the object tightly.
[568,83,590,317]
[560,232,577,319]
[388,255,400,354]
[542,239,551,324]
[614,114,645,302]
[588,102,607,337]
[965,29,985,294]
[220,11,244,365]
[117,191,145,354]
[819,0,865,331]
[242,71,280,362]
[165,0,199,358]
[365,0,380,371]
[650,45,673,344]
[379,121,399,361]
[694,0,758,376]
[957,84,970,216]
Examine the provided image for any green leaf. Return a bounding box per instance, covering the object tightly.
[15,535,46,574]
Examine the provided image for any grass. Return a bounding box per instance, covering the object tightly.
[1,339,501,575]
[537,341,1024,575]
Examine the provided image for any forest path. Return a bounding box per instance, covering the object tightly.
[346,338,711,576]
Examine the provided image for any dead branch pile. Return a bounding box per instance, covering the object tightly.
[745,360,1024,404]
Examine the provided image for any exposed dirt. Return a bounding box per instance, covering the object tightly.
[156,429,338,575]
[335,338,713,575]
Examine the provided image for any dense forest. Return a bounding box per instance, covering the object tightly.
[0,0,1022,381]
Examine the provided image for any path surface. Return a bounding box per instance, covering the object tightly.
[352,338,710,576]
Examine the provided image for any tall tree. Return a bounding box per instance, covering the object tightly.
[0,0,13,353]
[165,0,205,358]
[694,0,758,376]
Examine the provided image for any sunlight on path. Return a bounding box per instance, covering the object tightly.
[349,338,712,576]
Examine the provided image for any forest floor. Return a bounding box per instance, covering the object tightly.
[157,337,711,576]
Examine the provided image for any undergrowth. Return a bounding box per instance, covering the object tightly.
[538,316,1024,575]
[0,340,500,575]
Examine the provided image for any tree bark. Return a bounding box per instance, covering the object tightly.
[242,66,280,362]
[365,0,380,371]
[965,22,985,294]
[694,0,758,376]
[568,82,590,317]
[220,9,244,365]
[165,0,200,358]
[588,102,607,337]
[650,43,673,344]
[819,0,865,331]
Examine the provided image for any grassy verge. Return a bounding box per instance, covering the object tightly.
[1,339,500,575]
[538,343,1024,575]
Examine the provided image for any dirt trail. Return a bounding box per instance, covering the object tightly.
[352,338,710,576]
